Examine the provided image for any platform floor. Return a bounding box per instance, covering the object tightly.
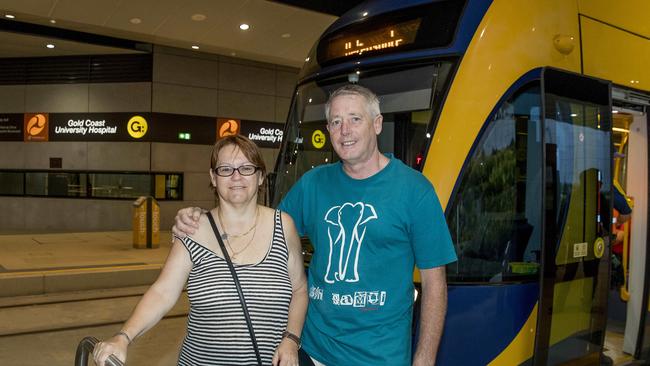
[0,231,172,297]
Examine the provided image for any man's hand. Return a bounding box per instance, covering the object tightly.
[171,207,203,239]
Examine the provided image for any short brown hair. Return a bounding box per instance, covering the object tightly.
[210,135,267,198]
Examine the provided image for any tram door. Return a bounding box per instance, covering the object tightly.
[534,68,612,365]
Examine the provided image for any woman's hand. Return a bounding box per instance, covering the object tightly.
[272,338,300,366]
[92,335,128,366]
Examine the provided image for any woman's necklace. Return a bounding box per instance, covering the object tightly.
[218,207,259,259]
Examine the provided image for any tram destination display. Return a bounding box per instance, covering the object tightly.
[322,18,422,61]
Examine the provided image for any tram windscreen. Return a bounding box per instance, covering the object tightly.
[271,62,454,209]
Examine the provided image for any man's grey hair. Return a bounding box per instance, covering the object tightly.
[324,84,381,122]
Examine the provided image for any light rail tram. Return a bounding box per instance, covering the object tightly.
[269,0,650,364]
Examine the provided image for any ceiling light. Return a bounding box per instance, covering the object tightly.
[305,57,310,62]
[46,44,55,49]
[5,14,15,19]
[191,14,206,21]
[362,11,368,16]
[239,23,250,30]
[612,110,619,114]
[130,18,142,25]
[281,33,291,38]
[230,52,237,56]
[49,19,56,24]
[191,45,199,50]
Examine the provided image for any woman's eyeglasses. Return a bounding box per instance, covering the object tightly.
[213,165,259,177]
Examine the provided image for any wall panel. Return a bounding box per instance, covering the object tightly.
[153,53,219,88]
[87,142,150,171]
[219,62,275,95]
[151,82,219,117]
[89,82,152,112]
[218,90,275,121]
[0,85,26,112]
[0,142,26,169]
[24,141,88,170]
[25,84,89,113]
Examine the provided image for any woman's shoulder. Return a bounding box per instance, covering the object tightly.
[191,211,217,243]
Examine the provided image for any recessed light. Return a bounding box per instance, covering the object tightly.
[191,14,206,21]
[239,23,250,30]
[46,44,55,49]
[5,14,15,19]
[130,18,142,25]
[49,19,56,24]
[191,45,199,50]
[230,52,237,56]
[281,33,291,38]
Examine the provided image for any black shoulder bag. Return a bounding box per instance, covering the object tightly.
[206,211,263,366]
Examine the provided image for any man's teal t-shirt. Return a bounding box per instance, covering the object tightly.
[279,155,456,366]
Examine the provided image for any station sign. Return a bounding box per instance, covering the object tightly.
[49,112,151,141]
[0,114,24,141]
[1,111,284,148]
[239,120,284,148]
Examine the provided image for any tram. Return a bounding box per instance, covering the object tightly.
[270,0,650,364]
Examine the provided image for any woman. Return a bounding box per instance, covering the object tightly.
[93,135,308,366]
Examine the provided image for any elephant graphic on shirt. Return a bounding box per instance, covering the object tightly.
[324,202,378,284]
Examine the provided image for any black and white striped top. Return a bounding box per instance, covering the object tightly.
[177,210,293,366]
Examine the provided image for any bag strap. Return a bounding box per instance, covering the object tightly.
[206,211,263,366]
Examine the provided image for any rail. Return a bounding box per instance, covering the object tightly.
[74,336,123,366]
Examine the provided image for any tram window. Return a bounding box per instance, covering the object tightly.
[446,83,543,283]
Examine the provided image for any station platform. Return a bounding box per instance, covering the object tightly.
[0,231,172,298]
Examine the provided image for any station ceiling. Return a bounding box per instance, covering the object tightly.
[0,0,364,67]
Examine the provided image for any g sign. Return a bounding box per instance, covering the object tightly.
[312,129,326,149]
[128,115,148,138]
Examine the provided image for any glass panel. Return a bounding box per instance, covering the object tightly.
[6,171,182,200]
[544,90,611,364]
[272,62,454,207]
[0,172,24,195]
[165,174,182,200]
[89,173,150,198]
[446,84,543,283]
[25,172,49,196]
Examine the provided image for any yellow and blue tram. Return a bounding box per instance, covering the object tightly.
[271,0,650,364]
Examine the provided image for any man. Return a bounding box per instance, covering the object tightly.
[174,85,457,365]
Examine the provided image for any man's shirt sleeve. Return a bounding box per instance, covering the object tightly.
[409,186,457,269]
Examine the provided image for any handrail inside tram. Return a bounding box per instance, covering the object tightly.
[74,336,123,366]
